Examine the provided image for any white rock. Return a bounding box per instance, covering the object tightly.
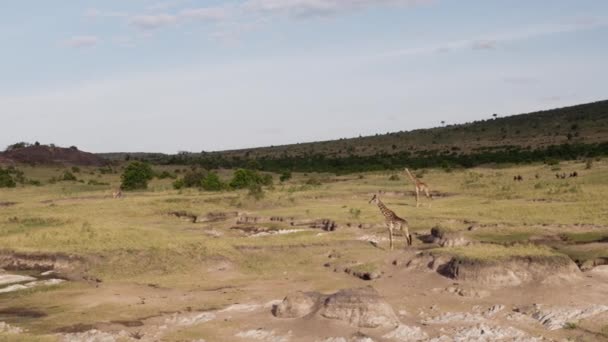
[0,274,36,286]
[235,329,292,342]
[0,321,24,334]
[383,324,429,341]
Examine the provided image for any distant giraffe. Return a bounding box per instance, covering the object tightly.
[404,168,433,207]
[369,194,412,250]
[112,189,123,199]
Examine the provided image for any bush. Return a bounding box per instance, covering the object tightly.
[585,159,593,169]
[71,166,81,173]
[62,171,77,181]
[0,169,16,188]
[120,162,154,190]
[230,169,267,189]
[181,171,206,188]
[201,172,224,191]
[279,171,292,182]
[172,178,185,190]
[388,174,400,181]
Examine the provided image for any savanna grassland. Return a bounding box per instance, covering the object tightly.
[1,160,608,341]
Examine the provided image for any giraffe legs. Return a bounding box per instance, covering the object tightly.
[424,188,432,208]
[387,223,394,250]
[415,187,420,207]
[397,223,412,247]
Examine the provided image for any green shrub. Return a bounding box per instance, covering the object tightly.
[71,166,81,173]
[280,171,292,182]
[172,178,185,190]
[0,169,16,188]
[120,161,154,190]
[230,169,267,189]
[62,171,77,181]
[585,159,593,169]
[388,174,400,181]
[181,171,206,188]
[201,172,224,191]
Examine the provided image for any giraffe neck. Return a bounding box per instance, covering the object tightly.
[376,200,393,219]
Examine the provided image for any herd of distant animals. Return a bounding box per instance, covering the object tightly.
[513,172,579,181]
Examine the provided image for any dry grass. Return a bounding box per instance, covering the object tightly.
[0,160,607,336]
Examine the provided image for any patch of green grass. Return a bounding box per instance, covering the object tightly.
[472,231,535,244]
[559,232,608,243]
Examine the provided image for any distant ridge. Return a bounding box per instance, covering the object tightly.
[1,144,108,166]
[100,99,608,163]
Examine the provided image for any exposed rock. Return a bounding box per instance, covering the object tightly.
[0,251,83,274]
[429,324,539,342]
[438,255,581,287]
[429,226,470,247]
[434,286,490,298]
[516,304,608,330]
[0,274,36,286]
[167,210,197,223]
[383,324,428,341]
[61,329,131,342]
[197,211,239,223]
[275,287,399,329]
[235,329,292,342]
[579,257,608,271]
[0,278,65,294]
[163,312,215,327]
[321,287,399,328]
[423,311,486,324]
[237,216,337,231]
[343,265,382,281]
[273,291,323,318]
[0,322,23,334]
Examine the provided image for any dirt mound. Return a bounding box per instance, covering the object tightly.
[515,304,608,330]
[440,255,580,286]
[0,251,85,280]
[236,215,338,231]
[407,251,580,287]
[273,286,399,328]
[0,145,107,166]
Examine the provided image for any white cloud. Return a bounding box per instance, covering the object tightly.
[242,0,432,18]
[129,14,178,29]
[471,39,497,50]
[64,36,100,48]
[84,8,127,18]
[370,18,608,59]
[179,7,230,21]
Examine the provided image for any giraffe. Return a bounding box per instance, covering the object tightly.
[112,189,123,199]
[369,194,412,250]
[404,168,432,207]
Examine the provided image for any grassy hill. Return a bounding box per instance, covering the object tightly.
[100,100,608,172]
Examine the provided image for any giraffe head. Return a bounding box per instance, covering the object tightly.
[369,194,380,204]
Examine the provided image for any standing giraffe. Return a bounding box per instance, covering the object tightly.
[369,194,412,250]
[404,168,432,207]
[112,189,123,199]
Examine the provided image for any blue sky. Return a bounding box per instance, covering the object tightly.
[1,0,607,153]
